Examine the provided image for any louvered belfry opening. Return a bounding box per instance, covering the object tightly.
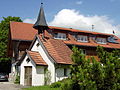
[33,3,48,34]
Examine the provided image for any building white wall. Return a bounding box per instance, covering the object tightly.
[56,68,71,82]
[20,38,71,86]
[32,66,45,86]
[20,55,45,86]
[31,39,55,84]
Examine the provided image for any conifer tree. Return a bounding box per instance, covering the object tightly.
[69,46,120,90]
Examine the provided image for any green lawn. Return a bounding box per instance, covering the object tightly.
[23,86,60,90]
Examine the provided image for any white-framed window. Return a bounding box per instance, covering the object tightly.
[54,33,67,40]
[96,37,107,44]
[77,35,88,42]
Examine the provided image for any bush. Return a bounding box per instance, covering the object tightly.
[60,79,73,90]
[14,74,20,84]
[50,81,61,88]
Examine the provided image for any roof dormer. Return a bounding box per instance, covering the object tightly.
[96,37,107,44]
[54,32,67,40]
[77,35,88,42]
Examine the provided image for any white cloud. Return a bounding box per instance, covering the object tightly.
[23,9,120,37]
[23,18,36,24]
[49,9,120,37]
[76,1,83,5]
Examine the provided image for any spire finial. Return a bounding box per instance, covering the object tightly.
[41,0,43,5]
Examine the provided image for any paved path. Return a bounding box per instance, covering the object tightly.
[0,82,28,90]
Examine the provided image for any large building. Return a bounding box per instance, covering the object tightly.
[8,3,120,86]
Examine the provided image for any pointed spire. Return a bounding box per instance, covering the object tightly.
[33,3,48,34]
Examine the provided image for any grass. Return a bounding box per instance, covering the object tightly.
[23,85,60,90]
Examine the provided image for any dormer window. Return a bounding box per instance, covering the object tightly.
[54,33,67,40]
[77,35,88,42]
[96,37,107,44]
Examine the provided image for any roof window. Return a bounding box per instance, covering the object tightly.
[96,37,107,44]
[54,33,67,40]
[77,35,88,42]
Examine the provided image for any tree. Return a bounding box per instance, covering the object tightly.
[0,16,22,61]
[71,46,96,90]
[63,46,120,90]
[0,16,22,73]
[97,46,120,90]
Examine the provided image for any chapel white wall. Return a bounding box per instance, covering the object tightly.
[31,39,55,84]
[20,55,45,86]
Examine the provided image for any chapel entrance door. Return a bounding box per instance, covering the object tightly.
[24,66,32,86]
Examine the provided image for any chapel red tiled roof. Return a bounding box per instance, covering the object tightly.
[38,34,73,64]
[27,51,47,66]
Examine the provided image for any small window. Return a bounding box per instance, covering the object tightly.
[77,35,88,42]
[81,49,86,55]
[36,43,40,47]
[64,68,67,76]
[96,38,107,44]
[54,33,67,40]
[26,58,30,63]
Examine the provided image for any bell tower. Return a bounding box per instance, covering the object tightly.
[33,3,48,34]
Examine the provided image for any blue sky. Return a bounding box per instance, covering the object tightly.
[0,0,120,36]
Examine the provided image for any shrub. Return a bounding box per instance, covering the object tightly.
[60,79,73,90]
[14,74,20,84]
[50,81,61,88]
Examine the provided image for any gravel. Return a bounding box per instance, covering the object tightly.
[0,82,28,90]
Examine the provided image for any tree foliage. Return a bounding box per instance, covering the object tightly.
[0,16,22,61]
[63,46,120,90]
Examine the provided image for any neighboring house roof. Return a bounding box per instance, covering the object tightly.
[27,50,47,66]
[10,21,37,41]
[9,21,120,50]
[10,21,113,41]
[37,35,73,64]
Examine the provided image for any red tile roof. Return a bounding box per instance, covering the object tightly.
[38,35,73,64]
[10,21,113,41]
[27,51,47,66]
[10,21,120,49]
[48,26,113,36]
[10,21,37,41]
[64,34,120,49]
